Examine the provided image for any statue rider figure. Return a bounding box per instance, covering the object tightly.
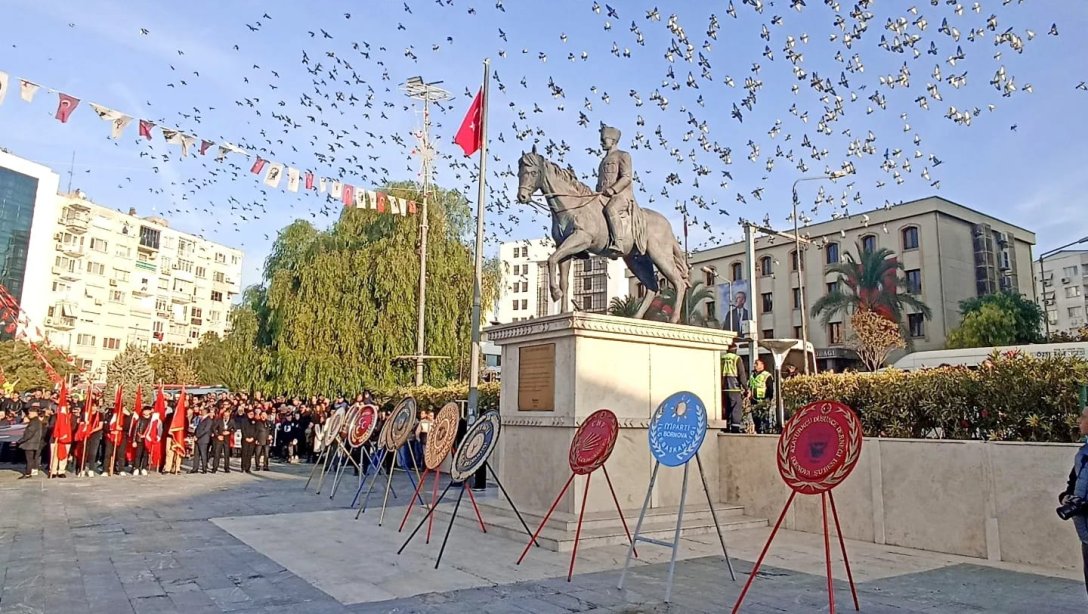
[596,124,634,258]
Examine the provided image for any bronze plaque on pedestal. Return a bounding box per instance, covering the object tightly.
[518,343,555,411]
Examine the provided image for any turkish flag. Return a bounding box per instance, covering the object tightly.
[169,388,188,449]
[199,140,214,155]
[305,171,314,190]
[342,183,355,206]
[55,93,80,123]
[250,157,267,174]
[454,88,484,156]
[138,120,155,140]
[54,383,73,462]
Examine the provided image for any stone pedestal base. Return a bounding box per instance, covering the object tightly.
[484,312,739,550]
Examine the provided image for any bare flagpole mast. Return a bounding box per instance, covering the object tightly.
[467,59,490,422]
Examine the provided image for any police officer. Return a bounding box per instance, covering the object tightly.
[747,359,774,433]
[722,342,749,433]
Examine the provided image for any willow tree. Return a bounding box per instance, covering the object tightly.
[232,182,499,395]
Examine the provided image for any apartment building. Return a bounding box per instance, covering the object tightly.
[1036,249,1088,335]
[649,196,1036,370]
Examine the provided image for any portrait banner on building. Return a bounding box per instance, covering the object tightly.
[718,279,751,335]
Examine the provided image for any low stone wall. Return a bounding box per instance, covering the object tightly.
[717,434,1083,570]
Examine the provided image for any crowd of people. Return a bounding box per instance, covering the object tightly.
[0,388,441,479]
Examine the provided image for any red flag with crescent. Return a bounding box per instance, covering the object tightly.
[55,93,80,123]
[454,88,483,156]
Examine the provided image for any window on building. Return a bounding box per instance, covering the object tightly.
[789,250,799,272]
[521,299,528,310]
[112,269,130,283]
[89,237,108,253]
[905,269,922,294]
[730,262,743,281]
[176,259,193,273]
[861,234,877,253]
[153,321,164,333]
[792,287,801,309]
[793,326,803,338]
[109,290,124,303]
[155,298,168,312]
[761,292,773,313]
[908,313,925,338]
[1069,306,1084,318]
[77,334,96,346]
[214,271,225,283]
[190,328,201,340]
[828,322,844,345]
[582,295,593,310]
[826,281,840,296]
[191,307,203,325]
[1067,286,1082,299]
[139,226,160,250]
[1047,310,1059,325]
[522,281,529,292]
[705,300,716,319]
[87,261,105,275]
[759,256,773,276]
[825,242,840,265]
[511,264,520,275]
[704,269,715,286]
[102,337,121,350]
[512,300,519,311]
[583,277,592,291]
[762,328,775,340]
[209,311,221,323]
[1063,265,1080,278]
[211,291,223,302]
[214,252,226,264]
[902,226,920,251]
[195,266,207,279]
[52,281,71,294]
[157,278,169,291]
[231,254,240,265]
[114,245,131,258]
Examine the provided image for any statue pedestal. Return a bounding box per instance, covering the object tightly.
[473,313,760,551]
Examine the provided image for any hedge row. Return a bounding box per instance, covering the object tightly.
[373,382,500,412]
[782,353,1088,442]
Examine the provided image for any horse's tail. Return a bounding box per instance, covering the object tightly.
[672,240,689,285]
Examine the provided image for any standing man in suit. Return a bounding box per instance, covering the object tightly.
[240,407,258,474]
[253,411,271,471]
[210,409,234,473]
[723,291,750,335]
[16,406,43,478]
[191,407,213,474]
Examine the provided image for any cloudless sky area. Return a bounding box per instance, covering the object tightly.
[1,0,1085,292]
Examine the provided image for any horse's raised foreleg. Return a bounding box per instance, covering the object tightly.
[558,258,572,313]
[548,232,592,304]
[648,245,688,324]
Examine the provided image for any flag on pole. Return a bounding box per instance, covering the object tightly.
[53,382,73,464]
[55,93,80,123]
[148,385,166,471]
[169,388,187,451]
[108,385,124,443]
[454,88,484,156]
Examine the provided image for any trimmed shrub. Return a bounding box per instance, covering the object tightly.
[375,382,500,413]
[783,353,1088,442]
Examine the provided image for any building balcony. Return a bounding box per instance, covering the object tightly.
[137,241,158,253]
[57,243,85,258]
[61,214,90,233]
[134,260,157,272]
[52,266,81,281]
[171,291,193,304]
[45,316,76,330]
[132,285,152,297]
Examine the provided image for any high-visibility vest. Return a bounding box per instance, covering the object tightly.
[750,371,771,401]
[722,353,741,392]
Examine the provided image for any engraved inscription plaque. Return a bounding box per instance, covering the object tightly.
[518,343,556,411]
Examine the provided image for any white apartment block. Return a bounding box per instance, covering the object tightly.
[659,196,1036,371]
[42,191,243,380]
[1036,249,1088,335]
[493,238,629,324]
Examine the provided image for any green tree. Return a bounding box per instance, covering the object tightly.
[956,291,1043,345]
[149,346,198,385]
[0,339,79,392]
[105,345,155,408]
[224,181,500,395]
[812,245,932,325]
[947,303,1026,349]
[608,295,641,317]
[187,332,233,386]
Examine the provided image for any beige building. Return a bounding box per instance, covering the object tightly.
[637,196,1036,370]
[1036,249,1088,335]
[41,191,243,381]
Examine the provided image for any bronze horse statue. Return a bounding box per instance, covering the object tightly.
[515,149,690,324]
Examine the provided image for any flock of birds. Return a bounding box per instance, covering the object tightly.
[17,0,1083,255]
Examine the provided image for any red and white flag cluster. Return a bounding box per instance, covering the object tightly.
[0,69,417,215]
[0,284,81,383]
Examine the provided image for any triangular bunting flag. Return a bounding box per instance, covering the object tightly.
[199,140,213,155]
[138,120,155,140]
[90,104,133,139]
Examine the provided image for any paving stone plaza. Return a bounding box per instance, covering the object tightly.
[0,461,1083,613]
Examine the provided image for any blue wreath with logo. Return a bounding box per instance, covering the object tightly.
[648,391,708,467]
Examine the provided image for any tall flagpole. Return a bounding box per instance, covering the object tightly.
[467,59,490,423]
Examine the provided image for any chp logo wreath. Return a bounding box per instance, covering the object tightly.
[777,401,862,495]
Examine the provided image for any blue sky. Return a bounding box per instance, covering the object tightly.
[1,0,1085,291]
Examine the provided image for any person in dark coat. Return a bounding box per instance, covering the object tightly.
[191,407,214,473]
[254,411,271,471]
[240,408,258,473]
[16,407,44,478]
[210,410,234,473]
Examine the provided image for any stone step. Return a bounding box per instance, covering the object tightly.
[420,493,767,552]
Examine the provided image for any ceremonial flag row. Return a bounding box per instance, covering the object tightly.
[0,69,417,216]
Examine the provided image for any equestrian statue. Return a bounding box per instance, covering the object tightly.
[515,124,690,324]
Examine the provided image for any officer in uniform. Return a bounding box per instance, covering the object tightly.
[722,342,749,433]
[747,359,774,433]
[596,124,635,258]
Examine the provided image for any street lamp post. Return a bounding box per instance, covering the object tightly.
[402,77,451,386]
[1038,236,1088,338]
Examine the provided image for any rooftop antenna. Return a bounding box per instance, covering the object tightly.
[66,151,75,193]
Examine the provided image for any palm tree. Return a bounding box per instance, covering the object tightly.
[608,295,642,318]
[812,245,932,325]
[646,282,720,327]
